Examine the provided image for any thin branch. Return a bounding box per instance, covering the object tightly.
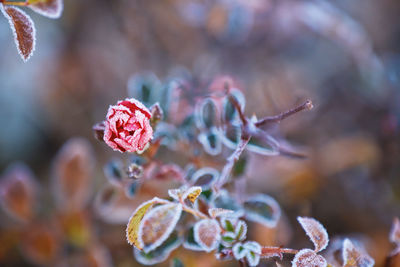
[255,100,313,128]
[261,246,299,255]
[214,136,250,191]
[181,203,209,220]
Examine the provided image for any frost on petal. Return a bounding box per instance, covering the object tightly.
[390,217,400,245]
[1,4,36,61]
[134,231,181,265]
[243,194,281,228]
[52,138,95,211]
[138,203,182,253]
[193,219,221,252]
[342,239,375,267]
[0,163,37,222]
[28,0,63,19]
[208,208,234,218]
[126,198,159,248]
[297,217,329,252]
[182,186,202,204]
[292,249,327,267]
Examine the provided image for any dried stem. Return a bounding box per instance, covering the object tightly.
[181,203,209,220]
[255,100,313,127]
[261,246,299,255]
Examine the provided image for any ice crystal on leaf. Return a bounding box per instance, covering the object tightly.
[232,241,261,267]
[342,239,374,267]
[193,219,221,252]
[297,217,329,252]
[138,203,182,253]
[292,249,327,267]
[28,0,63,19]
[1,4,35,61]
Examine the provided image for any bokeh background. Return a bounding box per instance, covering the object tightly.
[0,0,399,266]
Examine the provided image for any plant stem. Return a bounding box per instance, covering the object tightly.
[255,100,313,127]
[213,136,250,191]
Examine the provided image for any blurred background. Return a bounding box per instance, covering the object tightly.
[0,0,399,266]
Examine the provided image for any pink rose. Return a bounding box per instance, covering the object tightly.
[104,98,153,153]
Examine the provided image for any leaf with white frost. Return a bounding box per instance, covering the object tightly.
[297,217,329,252]
[342,239,374,267]
[28,0,63,19]
[193,219,221,252]
[292,249,327,267]
[138,203,182,253]
[1,4,36,61]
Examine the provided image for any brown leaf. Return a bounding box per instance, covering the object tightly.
[1,4,35,61]
[0,163,37,222]
[292,249,327,267]
[298,217,329,252]
[342,239,374,267]
[28,0,63,19]
[52,138,95,211]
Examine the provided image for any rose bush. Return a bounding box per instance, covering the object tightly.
[104,98,153,153]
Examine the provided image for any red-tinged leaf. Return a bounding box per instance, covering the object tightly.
[0,163,37,222]
[1,4,35,61]
[193,219,221,252]
[52,138,95,211]
[292,249,327,267]
[28,0,63,19]
[390,217,400,245]
[342,239,374,267]
[138,203,182,253]
[297,217,329,252]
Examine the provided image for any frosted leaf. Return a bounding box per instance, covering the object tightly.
[28,0,63,19]
[126,198,159,248]
[1,4,35,61]
[134,231,181,265]
[208,208,234,218]
[213,189,244,216]
[297,217,329,252]
[222,89,246,124]
[0,163,37,222]
[243,194,281,228]
[292,249,327,267]
[195,98,219,130]
[198,127,222,155]
[193,219,221,252]
[390,217,400,245]
[233,241,261,267]
[168,188,182,201]
[221,232,236,247]
[342,239,374,267]
[168,186,202,204]
[191,167,219,190]
[139,203,182,253]
[235,220,247,241]
[52,138,95,211]
[182,186,202,204]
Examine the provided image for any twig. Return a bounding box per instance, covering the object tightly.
[255,100,313,127]
[0,0,28,6]
[214,136,250,191]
